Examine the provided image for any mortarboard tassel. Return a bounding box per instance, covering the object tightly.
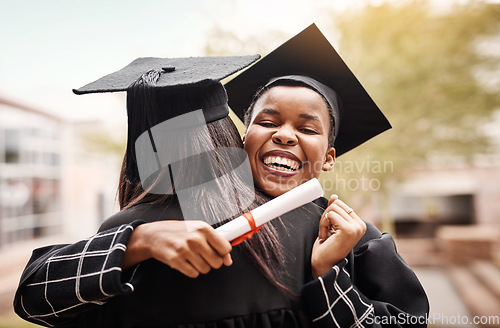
[125,70,161,184]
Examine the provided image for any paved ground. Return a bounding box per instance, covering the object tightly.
[414,267,478,328]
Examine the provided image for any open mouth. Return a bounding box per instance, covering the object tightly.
[261,152,302,173]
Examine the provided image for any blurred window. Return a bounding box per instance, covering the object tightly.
[5,129,20,163]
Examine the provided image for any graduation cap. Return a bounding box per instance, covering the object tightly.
[73,55,260,185]
[74,55,261,95]
[225,23,391,156]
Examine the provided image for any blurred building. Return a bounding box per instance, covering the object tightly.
[0,97,65,247]
[392,161,500,239]
[0,96,121,247]
[0,95,121,316]
[390,159,500,325]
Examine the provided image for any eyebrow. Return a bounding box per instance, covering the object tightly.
[259,108,280,115]
[299,113,321,122]
[259,108,321,122]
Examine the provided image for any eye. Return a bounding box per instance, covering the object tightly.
[257,121,278,128]
[299,127,319,135]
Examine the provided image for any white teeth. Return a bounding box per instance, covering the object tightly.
[263,155,300,172]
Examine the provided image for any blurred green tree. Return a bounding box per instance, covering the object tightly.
[205,1,500,230]
[325,0,500,231]
[207,0,500,171]
[333,0,500,167]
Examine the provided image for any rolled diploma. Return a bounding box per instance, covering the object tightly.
[215,178,324,242]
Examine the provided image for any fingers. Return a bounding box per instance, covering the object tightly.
[186,237,223,272]
[319,195,339,240]
[324,197,365,225]
[313,197,368,277]
[319,202,352,238]
[327,194,339,206]
[332,198,357,218]
[199,224,233,261]
[331,199,366,232]
[319,209,354,239]
[166,240,227,278]
[185,224,233,274]
[318,197,367,241]
[318,210,345,240]
[148,220,233,278]
[222,253,233,267]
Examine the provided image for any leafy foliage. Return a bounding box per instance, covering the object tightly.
[333,0,500,171]
[205,1,500,197]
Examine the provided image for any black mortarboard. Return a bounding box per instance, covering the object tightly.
[74,55,260,95]
[73,55,260,185]
[225,24,391,156]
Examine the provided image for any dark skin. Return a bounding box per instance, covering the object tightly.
[312,194,366,278]
[123,85,366,280]
[244,85,366,278]
[123,220,232,278]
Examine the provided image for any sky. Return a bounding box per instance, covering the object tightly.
[0,0,356,124]
[0,0,488,124]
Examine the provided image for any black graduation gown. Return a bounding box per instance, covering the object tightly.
[13,197,429,328]
[302,198,429,327]
[14,199,321,327]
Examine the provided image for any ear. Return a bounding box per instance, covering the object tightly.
[322,147,336,171]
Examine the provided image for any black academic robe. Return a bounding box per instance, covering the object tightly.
[13,197,429,328]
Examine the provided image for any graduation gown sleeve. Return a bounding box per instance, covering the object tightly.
[13,221,143,327]
[301,223,429,328]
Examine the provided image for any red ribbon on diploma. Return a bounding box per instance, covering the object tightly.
[230,212,263,246]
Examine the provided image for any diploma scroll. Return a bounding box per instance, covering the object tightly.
[215,178,324,242]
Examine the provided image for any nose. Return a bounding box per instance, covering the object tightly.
[272,126,298,146]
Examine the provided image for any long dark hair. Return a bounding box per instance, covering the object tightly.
[118,78,293,294]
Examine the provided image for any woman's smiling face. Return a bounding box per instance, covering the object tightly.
[243,85,335,197]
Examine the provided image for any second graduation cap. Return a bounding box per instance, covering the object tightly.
[225,24,391,156]
[74,55,261,95]
[73,55,260,185]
